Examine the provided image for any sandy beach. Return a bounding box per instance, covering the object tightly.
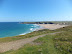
[38,24,68,30]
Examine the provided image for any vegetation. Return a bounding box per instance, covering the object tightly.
[1,25,72,54]
[21,21,72,25]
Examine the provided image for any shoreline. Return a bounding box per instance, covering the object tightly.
[35,26,47,31]
[19,24,42,35]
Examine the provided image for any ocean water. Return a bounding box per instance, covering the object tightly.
[0,22,40,38]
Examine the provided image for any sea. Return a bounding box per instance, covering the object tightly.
[0,22,41,38]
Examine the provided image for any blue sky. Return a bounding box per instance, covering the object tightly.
[0,0,72,22]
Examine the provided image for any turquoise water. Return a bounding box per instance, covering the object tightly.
[0,22,40,38]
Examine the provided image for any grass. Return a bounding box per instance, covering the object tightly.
[0,26,72,54]
[54,32,72,54]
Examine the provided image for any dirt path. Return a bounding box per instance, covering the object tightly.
[0,32,61,53]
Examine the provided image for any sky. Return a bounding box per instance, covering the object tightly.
[0,0,72,22]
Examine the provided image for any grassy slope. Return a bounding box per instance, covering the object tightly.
[1,26,72,54]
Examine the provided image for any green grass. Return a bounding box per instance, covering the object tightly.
[54,32,72,54]
[1,26,72,54]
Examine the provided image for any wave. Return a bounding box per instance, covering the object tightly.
[30,28,33,31]
[19,33,27,35]
[19,24,41,36]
